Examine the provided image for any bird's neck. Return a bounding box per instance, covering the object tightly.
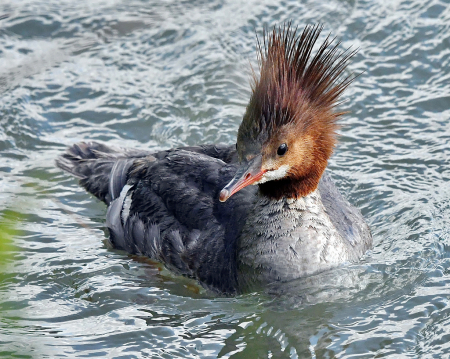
[257,172,322,200]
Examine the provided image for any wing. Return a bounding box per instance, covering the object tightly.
[56,142,236,204]
[56,141,151,204]
[318,172,372,257]
[177,144,238,164]
[106,148,255,294]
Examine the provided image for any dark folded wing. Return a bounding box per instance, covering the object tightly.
[106,148,255,294]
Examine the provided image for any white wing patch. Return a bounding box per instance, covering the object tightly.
[119,184,133,224]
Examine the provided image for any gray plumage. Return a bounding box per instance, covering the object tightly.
[56,24,372,295]
[56,141,371,295]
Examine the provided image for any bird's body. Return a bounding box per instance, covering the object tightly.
[57,24,372,295]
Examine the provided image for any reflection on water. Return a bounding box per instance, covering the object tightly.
[1,0,450,357]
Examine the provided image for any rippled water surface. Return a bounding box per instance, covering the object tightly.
[1,0,450,357]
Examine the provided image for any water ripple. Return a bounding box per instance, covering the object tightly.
[1,0,450,357]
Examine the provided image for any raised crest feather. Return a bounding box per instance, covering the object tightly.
[242,23,357,140]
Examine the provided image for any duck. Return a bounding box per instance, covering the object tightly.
[56,24,372,295]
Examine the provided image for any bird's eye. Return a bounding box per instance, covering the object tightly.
[277,143,288,156]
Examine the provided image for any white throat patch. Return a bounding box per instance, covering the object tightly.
[253,165,290,185]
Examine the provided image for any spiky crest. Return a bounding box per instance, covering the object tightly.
[240,23,356,144]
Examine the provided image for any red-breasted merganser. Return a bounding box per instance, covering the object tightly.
[57,24,372,294]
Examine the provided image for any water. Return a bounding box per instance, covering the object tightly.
[1,0,450,357]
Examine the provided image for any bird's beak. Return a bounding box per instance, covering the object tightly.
[219,154,265,202]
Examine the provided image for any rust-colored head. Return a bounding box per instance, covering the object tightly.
[219,24,356,202]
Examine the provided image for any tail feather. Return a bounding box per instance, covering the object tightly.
[56,142,149,204]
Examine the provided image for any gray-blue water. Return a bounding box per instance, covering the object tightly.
[1,0,450,357]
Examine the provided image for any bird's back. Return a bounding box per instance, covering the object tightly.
[57,142,255,294]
